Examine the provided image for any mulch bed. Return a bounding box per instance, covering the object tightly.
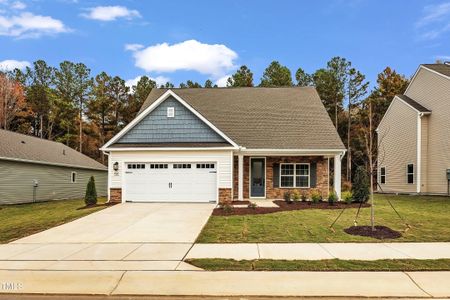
[274,200,370,210]
[212,201,370,216]
[344,225,402,240]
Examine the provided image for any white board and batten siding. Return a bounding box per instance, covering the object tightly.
[108,150,233,203]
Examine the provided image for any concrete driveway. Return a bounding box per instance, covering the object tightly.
[0,203,214,270]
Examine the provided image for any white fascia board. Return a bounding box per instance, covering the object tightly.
[103,147,236,151]
[236,148,346,157]
[101,90,239,150]
[0,156,107,171]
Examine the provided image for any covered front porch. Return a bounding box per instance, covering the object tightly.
[232,150,345,202]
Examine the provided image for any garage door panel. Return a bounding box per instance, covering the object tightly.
[124,162,217,203]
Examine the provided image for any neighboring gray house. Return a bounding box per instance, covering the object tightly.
[0,129,107,204]
[377,63,450,195]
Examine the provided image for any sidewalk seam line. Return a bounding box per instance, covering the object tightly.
[121,243,144,260]
[256,243,261,259]
[109,270,127,295]
[403,271,433,298]
[176,243,196,270]
[317,243,336,259]
[383,243,414,259]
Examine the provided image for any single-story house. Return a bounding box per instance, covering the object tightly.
[101,87,346,204]
[0,129,107,204]
[377,62,450,195]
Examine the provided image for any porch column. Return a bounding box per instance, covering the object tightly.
[238,154,244,200]
[334,154,342,200]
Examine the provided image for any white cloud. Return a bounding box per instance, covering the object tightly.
[416,2,450,40]
[0,12,69,38]
[129,40,238,78]
[124,43,144,51]
[434,55,450,61]
[82,6,141,21]
[11,1,25,9]
[416,2,450,27]
[125,75,170,89]
[215,74,231,87]
[0,59,30,71]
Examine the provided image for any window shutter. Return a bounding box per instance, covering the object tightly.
[273,163,280,188]
[310,162,317,188]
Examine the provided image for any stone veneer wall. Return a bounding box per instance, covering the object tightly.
[233,156,330,200]
[109,188,122,203]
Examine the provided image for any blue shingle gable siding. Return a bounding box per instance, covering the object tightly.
[116,96,227,144]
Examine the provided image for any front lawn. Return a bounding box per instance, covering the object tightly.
[187,258,450,271]
[0,198,108,243]
[197,194,450,243]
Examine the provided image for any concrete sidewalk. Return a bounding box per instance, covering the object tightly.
[186,242,450,260]
[0,270,449,297]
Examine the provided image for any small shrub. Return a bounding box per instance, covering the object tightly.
[84,176,97,206]
[301,190,308,202]
[328,191,338,206]
[342,180,352,192]
[283,191,292,203]
[221,203,233,213]
[310,189,321,203]
[352,166,370,203]
[342,191,353,204]
[248,202,257,209]
[292,189,301,202]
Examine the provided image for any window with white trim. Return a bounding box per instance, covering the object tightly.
[167,107,175,118]
[70,172,77,183]
[380,167,386,184]
[407,164,414,184]
[280,163,310,188]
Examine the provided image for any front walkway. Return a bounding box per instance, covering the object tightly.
[186,242,450,260]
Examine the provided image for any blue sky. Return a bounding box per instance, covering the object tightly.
[1,0,449,89]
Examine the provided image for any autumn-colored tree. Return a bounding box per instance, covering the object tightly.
[0,73,26,130]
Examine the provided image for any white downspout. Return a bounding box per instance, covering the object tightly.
[417,113,422,194]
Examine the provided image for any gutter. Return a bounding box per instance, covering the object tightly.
[0,156,107,171]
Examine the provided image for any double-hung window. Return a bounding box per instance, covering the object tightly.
[407,164,414,184]
[380,167,386,184]
[280,163,310,188]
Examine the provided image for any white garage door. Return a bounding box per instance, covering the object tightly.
[123,162,217,203]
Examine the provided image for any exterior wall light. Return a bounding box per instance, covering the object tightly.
[113,162,119,171]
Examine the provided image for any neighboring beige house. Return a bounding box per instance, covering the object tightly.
[0,129,107,204]
[377,63,450,195]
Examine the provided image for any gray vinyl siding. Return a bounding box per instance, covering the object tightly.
[116,96,226,144]
[0,160,107,205]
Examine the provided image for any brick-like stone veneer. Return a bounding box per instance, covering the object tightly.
[219,188,232,204]
[233,156,330,199]
[109,188,122,203]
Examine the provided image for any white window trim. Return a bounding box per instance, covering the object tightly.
[380,166,386,184]
[167,107,175,118]
[407,163,415,184]
[279,163,310,188]
[70,172,77,183]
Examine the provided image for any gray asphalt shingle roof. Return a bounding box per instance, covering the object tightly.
[0,129,107,170]
[396,94,431,113]
[137,87,345,150]
[422,63,450,77]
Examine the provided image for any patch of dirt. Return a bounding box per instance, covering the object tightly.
[344,225,402,240]
[213,201,370,216]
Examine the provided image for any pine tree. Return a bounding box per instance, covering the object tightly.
[352,166,370,203]
[84,176,98,206]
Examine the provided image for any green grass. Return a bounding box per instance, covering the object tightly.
[186,258,450,271]
[197,194,450,243]
[0,197,108,243]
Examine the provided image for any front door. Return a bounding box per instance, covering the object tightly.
[250,158,265,197]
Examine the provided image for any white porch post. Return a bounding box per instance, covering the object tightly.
[238,154,244,200]
[334,154,342,200]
